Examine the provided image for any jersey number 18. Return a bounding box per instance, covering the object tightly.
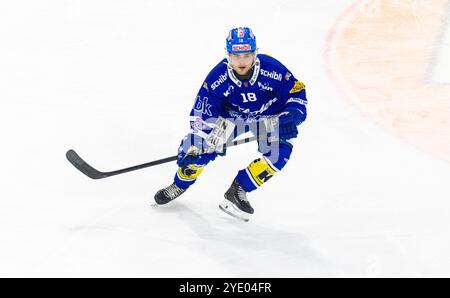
[241,93,258,103]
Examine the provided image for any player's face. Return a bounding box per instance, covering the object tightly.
[228,52,256,76]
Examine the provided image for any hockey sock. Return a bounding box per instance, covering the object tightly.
[174,165,205,189]
[235,157,279,192]
[235,142,293,192]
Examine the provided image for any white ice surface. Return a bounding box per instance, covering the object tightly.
[0,0,450,277]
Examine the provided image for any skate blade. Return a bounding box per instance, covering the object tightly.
[219,199,251,222]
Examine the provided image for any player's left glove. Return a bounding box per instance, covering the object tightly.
[277,108,305,141]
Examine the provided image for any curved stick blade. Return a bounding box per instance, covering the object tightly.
[66,150,108,179]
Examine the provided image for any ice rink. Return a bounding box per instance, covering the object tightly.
[1,0,450,277]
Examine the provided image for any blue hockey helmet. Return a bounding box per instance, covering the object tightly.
[226,27,257,53]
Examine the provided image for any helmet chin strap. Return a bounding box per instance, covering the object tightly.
[251,48,259,67]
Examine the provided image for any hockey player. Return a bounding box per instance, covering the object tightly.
[154,27,308,221]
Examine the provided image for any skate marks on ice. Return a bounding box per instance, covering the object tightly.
[32,199,149,276]
[173,203,336,276]
[327,0,450,162]
[37,197,425,277]
[48,201,330,276]
[34,202,200,276]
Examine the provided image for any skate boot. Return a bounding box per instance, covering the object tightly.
[154,183,187,205]
[219,179,254,222]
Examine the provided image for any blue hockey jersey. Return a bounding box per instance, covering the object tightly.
[189,54,308,140]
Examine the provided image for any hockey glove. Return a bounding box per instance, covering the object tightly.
[277,108,304,141]
[177,148,217,168]
[177,134,218,168]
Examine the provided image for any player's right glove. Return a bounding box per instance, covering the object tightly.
[177,146,218,168]
[176,134,219,168]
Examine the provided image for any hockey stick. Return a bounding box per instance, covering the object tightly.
[66,135,272,180]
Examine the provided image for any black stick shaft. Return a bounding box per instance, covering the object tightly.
[67,135,272,179]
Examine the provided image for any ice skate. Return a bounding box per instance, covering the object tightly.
[154,183,187,205]
[219,179,254,222]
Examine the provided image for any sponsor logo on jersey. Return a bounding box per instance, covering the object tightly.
[285,72,292,81]
[287,97,308,106]
[203,82,208,90]
[289,80,306,94]
[260,69,282,81]
[223,85,234,97]
[258,82,273,92]
[211,72,227,91]
[194,96,213,116]
[232,44,251,52]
